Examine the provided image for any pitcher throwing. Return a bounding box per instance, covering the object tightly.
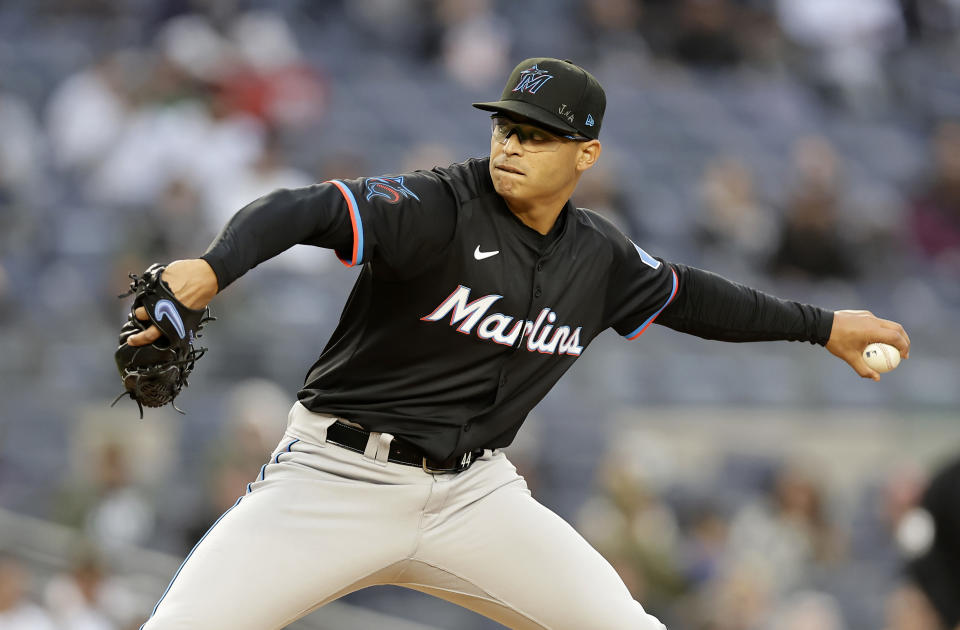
[121,58,910,629]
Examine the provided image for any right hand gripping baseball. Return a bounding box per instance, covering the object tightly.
[825,310,910,381]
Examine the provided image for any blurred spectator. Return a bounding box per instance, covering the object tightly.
[45,52,133,175]
[774,0,904,112]
[767,590,847,630]
[579,0,652,70]
[0,555,55,630]
[848,459,928,625]
[883,582,945,630]
[79,21,268,209]
[695,156,777,276]
[672,0,743,69]
[0,88,43,197]
[181,379,288,549]
[136,177,209,262]
[218,11,329,130]
[769,136,861,280]
[43,545,139,630]
[735,5,790,70]
[203,129,313,230]
[908,120,960,274]
[677,504,729,591]
[179,460,254,554]
[578,461,685,609]
[220,378,290,464]
[154,13,235,85]
[53,443,155,553]
[87,83,263,208]
[435,0,510,89]
[344,0,439,59]
[204,129,335,274]
[696,559,775,630]
[725,462,842,596]
[900,0,960,41]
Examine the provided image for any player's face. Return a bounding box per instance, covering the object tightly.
[488,116,600,206]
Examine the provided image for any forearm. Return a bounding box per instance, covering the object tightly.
[657,264,833,345]
[201,186,352,290]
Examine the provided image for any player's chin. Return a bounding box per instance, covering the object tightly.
[492,170,524,193]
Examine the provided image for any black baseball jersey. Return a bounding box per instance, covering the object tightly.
[203,157,832,460]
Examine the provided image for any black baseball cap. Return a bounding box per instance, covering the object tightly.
[473,57,606,140]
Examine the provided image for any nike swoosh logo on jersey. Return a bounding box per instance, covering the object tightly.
[474,246,499,260]
[154,299,186,339]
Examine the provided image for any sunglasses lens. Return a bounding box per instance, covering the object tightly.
[491,118,565,153]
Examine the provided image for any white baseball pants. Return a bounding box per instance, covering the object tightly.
[142,402,666,629]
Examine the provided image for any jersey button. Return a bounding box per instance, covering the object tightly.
[534,287,542,298]
[536,262,543,272]
[463,422,472,433]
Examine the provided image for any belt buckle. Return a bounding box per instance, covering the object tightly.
[422,457,448,474]
[422,451,473,475]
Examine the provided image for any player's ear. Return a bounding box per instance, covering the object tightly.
[575,140,601,173]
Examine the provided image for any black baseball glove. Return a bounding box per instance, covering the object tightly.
[112,264,215,416]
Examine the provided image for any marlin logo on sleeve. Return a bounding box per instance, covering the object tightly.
[365,176,421,203]
[512,65,554,95]
[154,299,186,339]
[420,285,584,356]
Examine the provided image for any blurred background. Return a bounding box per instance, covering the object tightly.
[0,0,959,628]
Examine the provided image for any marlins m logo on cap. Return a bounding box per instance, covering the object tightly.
[512,65,553,95]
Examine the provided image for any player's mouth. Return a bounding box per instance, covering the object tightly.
[495,163,525,175]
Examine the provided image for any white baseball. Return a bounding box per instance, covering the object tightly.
[862,342,901,373]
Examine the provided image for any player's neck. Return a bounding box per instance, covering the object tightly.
[503,198,566,234]
[501,180,577,234]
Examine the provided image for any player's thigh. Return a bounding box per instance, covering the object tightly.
[415,462,664,629]
[144,441,428,629]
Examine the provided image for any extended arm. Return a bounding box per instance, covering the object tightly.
[125,171,457,347]
[127,186,354,346]
[658,264,910,380]
[657,264,831,344]
[200,186,354,290]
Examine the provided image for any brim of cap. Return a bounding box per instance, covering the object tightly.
[472,99,579,136]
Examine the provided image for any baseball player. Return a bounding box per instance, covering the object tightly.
[124,58,910,629]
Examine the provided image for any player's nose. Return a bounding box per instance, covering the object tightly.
[502,131,524,155]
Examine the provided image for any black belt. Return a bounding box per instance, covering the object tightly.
[326,421,483,473]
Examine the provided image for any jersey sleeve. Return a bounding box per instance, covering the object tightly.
[324,169,458,274]
[605,235,679,340]
[200,169,456,290]
[656,264,834,345]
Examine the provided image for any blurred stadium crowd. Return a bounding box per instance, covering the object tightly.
[1,0,960,628]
